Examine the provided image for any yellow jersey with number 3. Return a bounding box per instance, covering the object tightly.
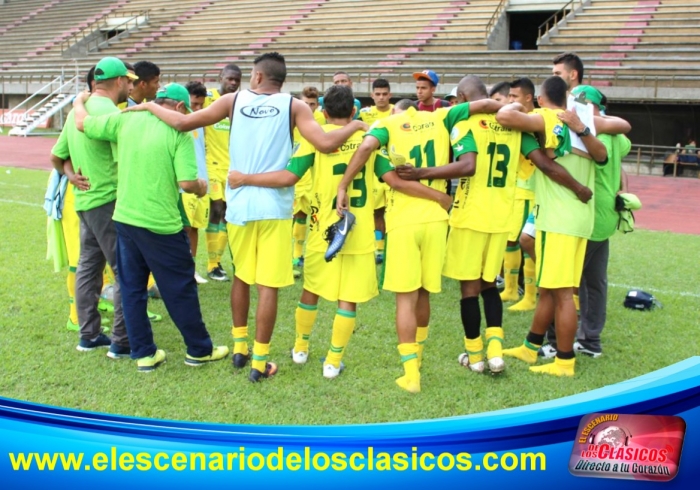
[449,114,540,233]
[286,125,393,254]
[366,104,470,232]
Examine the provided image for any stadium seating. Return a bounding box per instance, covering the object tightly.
[1,0,699,96]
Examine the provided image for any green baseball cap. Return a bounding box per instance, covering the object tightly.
[572,85,606,112]
[155,83,192,112]
[94,57,138,81]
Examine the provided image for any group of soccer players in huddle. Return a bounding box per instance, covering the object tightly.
[55,51,631,392]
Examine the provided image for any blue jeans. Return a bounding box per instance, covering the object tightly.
[115,222,213,359]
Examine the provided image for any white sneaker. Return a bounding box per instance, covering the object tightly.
[291,348,308,365]
[574,341,602,358]
[458,352,484,373]
[194,272,208,284]
[323,362,345,379]
[488,356,505,373]
[538,344,557,359]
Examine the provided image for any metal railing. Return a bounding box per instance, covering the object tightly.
[537,0,585,44]
[485,0,508,40]
[60,10,149,54]
[629,144,699,178]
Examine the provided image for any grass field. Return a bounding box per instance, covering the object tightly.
[1,167,699,426]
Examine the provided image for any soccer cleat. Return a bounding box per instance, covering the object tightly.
[293,256,305,268]
[66,319,79,332]
[148,310,163,323]
[488,357,505,374]
[499,290,520,303]
[574,341,602,358]
[107,343,131,359]
[185,345,230,367]
[249,362,278,382]
[194,272,208,284]
[137,349,166,372]
[538,344,557,359]
[291,348,308,365]
[76,334,111,352]
[496,275,505,291]
[232,352,250,369]
[375,253,384,265]
[324,210,356,262]
[457,352,484,373]
[293,269,301,279]
[207,264,229,282]
[148,284,162,299]
[323,362,345,379]
[97,299,114,313]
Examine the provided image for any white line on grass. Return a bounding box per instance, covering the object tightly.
[0,198,42,208]
[609,282,700,299]
[0,181,31,188]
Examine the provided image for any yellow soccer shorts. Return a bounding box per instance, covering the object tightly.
[507,197,533,242]
[373,178,387,210]
[208,167,228,201]
[293,184,312,216]
[227,219,294,288]
[303,251,378,303]
[182,193,210,229]
[62,185,80,267]
[382,220,448,294]
[536,230,586,289]
[443,228,509,283]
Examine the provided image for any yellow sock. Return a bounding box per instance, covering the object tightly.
[294,303,318,353]
[485,327,504,360]
[103,265,115,286]
[503,339,540,364]
[464,336,484,365]
[216,223,228,264]
[232,326,249,356]
[326,309,355,368]
[530,357,576,377]
[510,256,537,311]
[67,267,78,324]
[416,325,429,368]
[500,247,521,301]
[573,294,580,312]
[206,223,219,270]
[396,343,420,393]
[251,341,270,373]
[292,218,307,259]
[147,273,156,290]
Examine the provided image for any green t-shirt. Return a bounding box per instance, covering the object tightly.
[590,134,631,241]
[51,96,119,212]
[534,153,597,239]
[84,111,198,234]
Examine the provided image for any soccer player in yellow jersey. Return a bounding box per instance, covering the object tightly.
[497,76,629,376]
[203,64,241,281]
[228,86,400,378]
[291,86,326,268]
[359,78,394,265]
[337,95,502,393]
[396,76,595,377]
[503,78,538,311]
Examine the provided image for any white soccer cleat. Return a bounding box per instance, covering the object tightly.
[194,272,208,284]
[323,362,345,379]
[488,356,505,374]
[291,348,308,365]
[458,352,484,373]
